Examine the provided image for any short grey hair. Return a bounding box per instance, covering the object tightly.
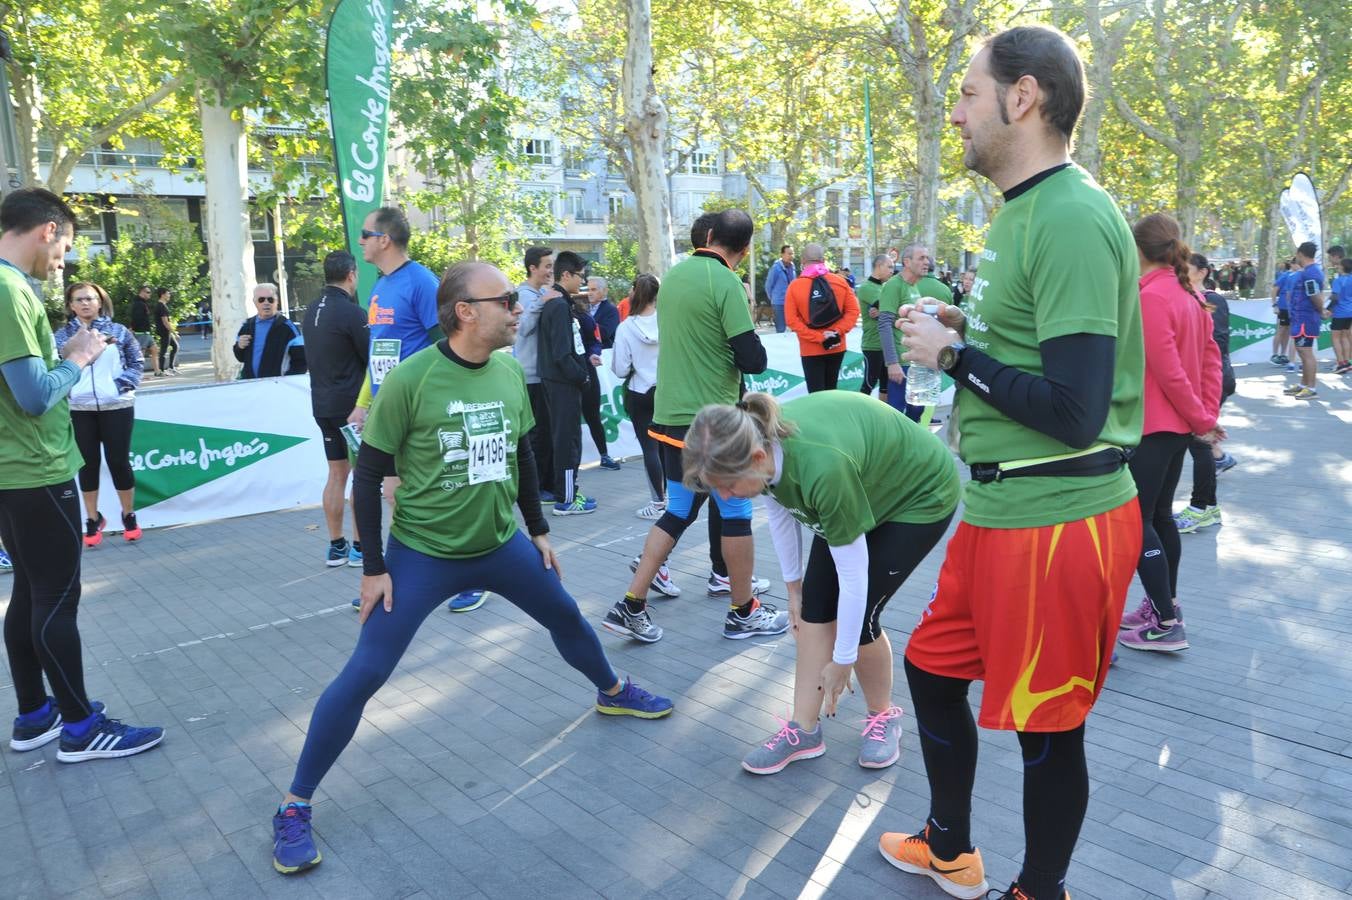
[901,243,928,263]
[253,282,279,299]
[871,254,893,270]
[802,243,826,263]
[588,276,608,293]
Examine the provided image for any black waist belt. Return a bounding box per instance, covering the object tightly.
[969,446,1133,484]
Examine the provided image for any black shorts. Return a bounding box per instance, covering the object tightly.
[1293,335,1316,348]
[800,515,953,645]
[314,416,352,462]
[1276,309,1291,326]
[1331,317,1351,331]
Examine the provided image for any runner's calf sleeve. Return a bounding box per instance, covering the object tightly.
[1016,725,1088,900]
[655,507,699,543]
[904,657,977,860]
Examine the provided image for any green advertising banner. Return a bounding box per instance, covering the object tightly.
[326,0,394,304]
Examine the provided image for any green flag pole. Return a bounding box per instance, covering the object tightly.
[864,78,879,255]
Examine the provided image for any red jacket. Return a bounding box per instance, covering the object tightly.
[1139,267,1222,436]
[785,271,860,357]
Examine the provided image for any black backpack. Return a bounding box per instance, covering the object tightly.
[806,275,843,329]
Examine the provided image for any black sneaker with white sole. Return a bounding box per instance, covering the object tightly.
[707,571,770,595]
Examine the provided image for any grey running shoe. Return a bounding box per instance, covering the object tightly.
[602,600,663,643]
[723,601,790,639]
[858,706,904,769]
[742,719,825,774]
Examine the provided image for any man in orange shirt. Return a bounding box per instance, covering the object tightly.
[785,243,860,392]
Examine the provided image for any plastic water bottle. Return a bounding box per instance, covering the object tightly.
[905,302,943,406]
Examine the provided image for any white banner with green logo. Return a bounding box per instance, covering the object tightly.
[95,378,327,530]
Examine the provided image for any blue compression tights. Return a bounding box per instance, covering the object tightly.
[289,530,617,798]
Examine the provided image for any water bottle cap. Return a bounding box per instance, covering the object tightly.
[922,302,940,316]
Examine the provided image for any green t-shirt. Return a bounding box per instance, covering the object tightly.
[654,253,755,426]
[957,165,1144,528]
[769,391,959,545]
[0,264,81,489]
[856,278,884,352]
[917,274,953,304]
[877,276,920,361]
[362,345,535,559]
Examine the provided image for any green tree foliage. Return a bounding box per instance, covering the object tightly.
[68,216,209,328]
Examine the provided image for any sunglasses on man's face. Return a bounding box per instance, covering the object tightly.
[256,297,277,303]
[458,291,519,311]
[360,229,386,240]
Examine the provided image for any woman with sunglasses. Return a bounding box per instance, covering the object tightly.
[682,390,958,775]
[54,281,145,546]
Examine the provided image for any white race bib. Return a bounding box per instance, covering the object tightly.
[571,318,585,355]
[464,406,509,484]
[370,338,402,385]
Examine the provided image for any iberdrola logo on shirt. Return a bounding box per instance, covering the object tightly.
[128,420,307,506]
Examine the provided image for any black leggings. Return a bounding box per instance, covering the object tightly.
[544,380,582,501]
[905,659,1088,900]
[581,367,609,456]
[0,481,94,722]
[624,386,664,502]
[527,382,554,495]
[158,331,179,369]
[71,407,136,493]
[801,354,843,393]
[859,349,886,397]
[800,516,952,642]
[1128,431,1191,621]
[1187,393,1229,509]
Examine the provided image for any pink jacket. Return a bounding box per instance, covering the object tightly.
[1139,267,1222,436]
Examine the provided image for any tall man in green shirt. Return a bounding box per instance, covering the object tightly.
[0,189,163,762]
[602,209,790,644]
[877,27,1144,900]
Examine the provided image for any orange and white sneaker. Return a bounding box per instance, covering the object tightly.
[878,825,988,899]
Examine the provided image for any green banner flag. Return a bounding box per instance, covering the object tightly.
[326,0,394,304]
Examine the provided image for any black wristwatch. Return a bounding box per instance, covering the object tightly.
[937,340,967,373]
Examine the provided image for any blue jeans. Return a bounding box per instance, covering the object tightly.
[289,531,617,798]
[772,304,787,333]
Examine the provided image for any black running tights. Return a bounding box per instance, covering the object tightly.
[71,407,136,492]
[1128,431,1190,621]
[906,659,1088,900]
[624,386,664,502]
[0,481,94,722]
[581,367,609,456]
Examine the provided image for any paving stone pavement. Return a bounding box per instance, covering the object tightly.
[2,362,1350,900]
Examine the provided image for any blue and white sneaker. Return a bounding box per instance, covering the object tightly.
[553,494,598,516]
[447,590,487,613]
[273,802,322,874]
[351,597,361,609]
[347,544,363,568]
[325,540,348,568]
[55,713,163,762]
[10,698,105,751]
[595,677,673,719]
[599,454,622,470]
[0,545,11,571]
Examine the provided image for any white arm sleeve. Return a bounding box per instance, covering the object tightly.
[827,534,870,665]
[764,496,804,584]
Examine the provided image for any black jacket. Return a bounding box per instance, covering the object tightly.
[538,287,590,386]
[234,313,306,378]
[302,285,370,416]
